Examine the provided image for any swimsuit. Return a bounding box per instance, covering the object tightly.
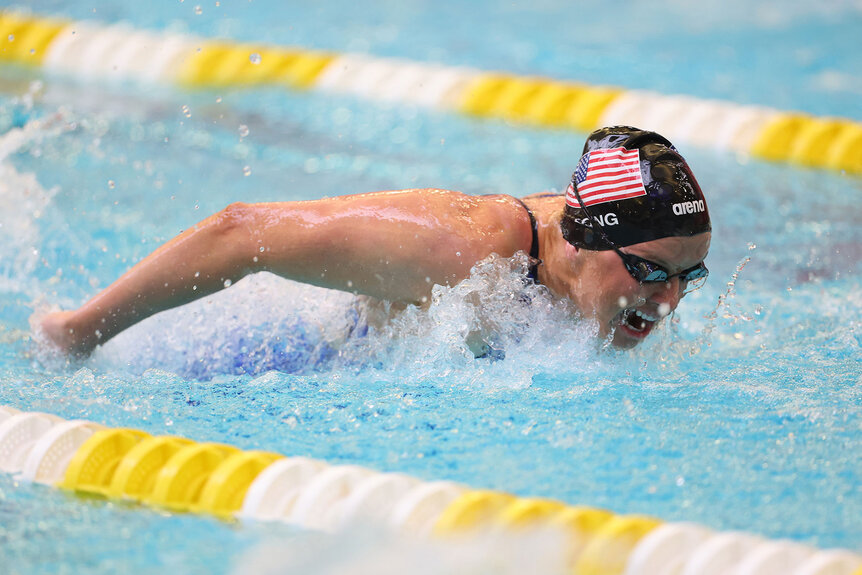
[513,197,541,282]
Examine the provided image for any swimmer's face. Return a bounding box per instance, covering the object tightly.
[568,233,711,348]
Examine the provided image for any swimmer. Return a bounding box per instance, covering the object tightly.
[38,126,711,356]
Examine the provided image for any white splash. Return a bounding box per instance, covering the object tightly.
[0,113,70,291]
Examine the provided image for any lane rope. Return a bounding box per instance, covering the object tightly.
[1,404,860,574]
[1,11,860,175]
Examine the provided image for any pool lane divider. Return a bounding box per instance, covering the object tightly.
[1,405,861,575]
[1,11,861,176]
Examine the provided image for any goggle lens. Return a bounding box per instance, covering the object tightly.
[618,250,708,293]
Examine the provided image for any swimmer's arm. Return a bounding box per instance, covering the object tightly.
[39,189,533,356]
[253,190,532,301]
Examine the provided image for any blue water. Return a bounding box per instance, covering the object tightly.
[1,1,861,573]
[8,0,862,121]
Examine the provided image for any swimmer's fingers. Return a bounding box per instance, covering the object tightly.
[32,309,95,358]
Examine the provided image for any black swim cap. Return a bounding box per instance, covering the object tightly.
[561,126,711,250]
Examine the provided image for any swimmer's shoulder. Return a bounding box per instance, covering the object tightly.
[522,191,565,201]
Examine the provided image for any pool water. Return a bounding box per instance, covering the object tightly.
[1,1,860,573]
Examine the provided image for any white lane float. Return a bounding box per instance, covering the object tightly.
[286,464,377,531]
[0,412,65,473]
[21,419,104,484]
[239,456,330,521]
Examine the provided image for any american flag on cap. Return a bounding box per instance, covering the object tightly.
[565,147,646,208]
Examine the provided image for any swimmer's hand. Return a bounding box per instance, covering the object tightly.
[36,310,98,357]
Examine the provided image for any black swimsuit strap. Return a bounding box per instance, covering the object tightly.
[513,197,540,282]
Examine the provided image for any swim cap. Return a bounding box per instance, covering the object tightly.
[560,126,711,250]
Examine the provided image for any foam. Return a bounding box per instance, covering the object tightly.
[81,252,600,387]
[0,113,65,291]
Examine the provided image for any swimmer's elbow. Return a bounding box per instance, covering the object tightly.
[219,201,253,226]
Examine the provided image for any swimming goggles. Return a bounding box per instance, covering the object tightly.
[568,176,709,293]
[613,248,709,292]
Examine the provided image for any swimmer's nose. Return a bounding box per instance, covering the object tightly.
[648,276,682,310]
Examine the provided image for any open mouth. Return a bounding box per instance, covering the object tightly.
[617,308,659,339]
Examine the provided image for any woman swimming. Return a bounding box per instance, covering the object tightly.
[38,126,711,356]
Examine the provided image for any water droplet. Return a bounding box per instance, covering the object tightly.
[30,49,35,55]
[259,246,265,252]
[238,124,249,139]
[224,279,232,288]
[194,271,200,278]
[107,180,115,189]
[215,96,222,103]
[181,105,191,118]
[618,296,628,308]
[243,165,252,176]
[7,35,14,42]
[252,256,259,262]
[194,5,202,14]
[249,52,261,65]
[658,303,671,317]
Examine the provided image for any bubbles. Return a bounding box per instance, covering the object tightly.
[238,124,249,140]
[194,5,202,14]
[243,165,252,176]
[334,253,595,388]
[0,118,61,289]
[93,274,358,379]
[249,52,261,65]
[84,253,596,386]
[107,180,115,189]
[181,105,191,118]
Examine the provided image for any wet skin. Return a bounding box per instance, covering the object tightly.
[567,235,711,348]
[38,190,709,356]
[523,194,711,348]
